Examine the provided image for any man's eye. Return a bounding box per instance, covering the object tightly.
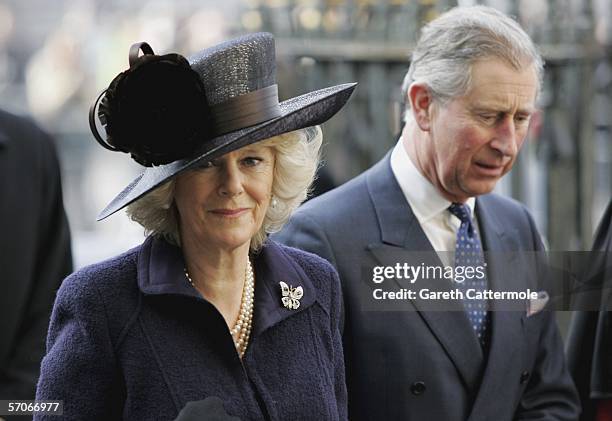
[515,115,531,123]
[479,114,497,122]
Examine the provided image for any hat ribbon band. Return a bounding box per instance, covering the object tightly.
[211,84,282,135]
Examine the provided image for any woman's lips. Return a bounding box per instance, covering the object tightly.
[209,208,249,217]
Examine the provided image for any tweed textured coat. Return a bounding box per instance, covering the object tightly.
[35,237,346,420]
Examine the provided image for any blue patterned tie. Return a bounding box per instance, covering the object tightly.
[448,203,489,347]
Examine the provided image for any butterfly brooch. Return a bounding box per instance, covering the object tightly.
[279,281,303,310]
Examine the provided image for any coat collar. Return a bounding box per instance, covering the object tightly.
[137,236,198,298]
[250,240,317,337]
[137,236,317,337]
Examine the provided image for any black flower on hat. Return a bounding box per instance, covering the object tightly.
[91,43,212,166]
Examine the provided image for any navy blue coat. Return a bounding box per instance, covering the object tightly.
[35,237,346,420]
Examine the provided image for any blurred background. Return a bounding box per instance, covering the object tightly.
[0,0,610,271]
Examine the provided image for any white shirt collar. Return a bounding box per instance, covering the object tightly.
[390,137,475,222]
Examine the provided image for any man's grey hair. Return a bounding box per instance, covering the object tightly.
[401,5,544,118]
[126,126,323,252]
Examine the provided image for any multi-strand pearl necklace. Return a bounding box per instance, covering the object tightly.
[184,259,255,359]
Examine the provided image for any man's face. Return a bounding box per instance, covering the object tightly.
[419,58,538,203]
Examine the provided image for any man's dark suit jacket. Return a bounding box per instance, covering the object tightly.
[567,199,612,421]
[274,153,580,421]
[0,109,72,402]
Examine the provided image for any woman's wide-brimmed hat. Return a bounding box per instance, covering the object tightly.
[90,32,356,220]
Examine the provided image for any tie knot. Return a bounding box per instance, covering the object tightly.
[448,203,471,224]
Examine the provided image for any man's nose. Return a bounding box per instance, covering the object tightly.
[490,116,518,157]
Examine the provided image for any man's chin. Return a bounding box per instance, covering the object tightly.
[458,180,499,199]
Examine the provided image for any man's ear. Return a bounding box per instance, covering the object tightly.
[407,83,434,131]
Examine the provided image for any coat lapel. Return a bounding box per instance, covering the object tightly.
[250,240,317,338]
[364,154,485,394]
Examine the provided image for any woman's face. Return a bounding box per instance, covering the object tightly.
[174,143,275,252]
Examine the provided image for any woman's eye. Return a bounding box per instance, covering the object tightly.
[196,160,216,170]
[242,157,262,167]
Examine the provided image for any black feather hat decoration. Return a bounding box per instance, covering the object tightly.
[90,42,212,166]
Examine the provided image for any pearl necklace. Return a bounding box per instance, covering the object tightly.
[184,259,255,359]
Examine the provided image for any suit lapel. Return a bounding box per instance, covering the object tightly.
[365,154,485,394]
[365,154,418,247]
[468,197,526,419]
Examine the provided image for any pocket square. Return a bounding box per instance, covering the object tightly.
[526,291,549,317]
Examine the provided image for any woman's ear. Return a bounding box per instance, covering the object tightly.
[407,83,434,132]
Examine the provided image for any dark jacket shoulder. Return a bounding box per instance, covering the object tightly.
[0,109,58,165]
[478,192,536,224]
[297,170,370,220]
[53,245,142,347]
[275,241,336,277]
[478,192,543,247]
[60,245,140,296]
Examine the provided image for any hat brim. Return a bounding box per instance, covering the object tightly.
[97,82,356,220]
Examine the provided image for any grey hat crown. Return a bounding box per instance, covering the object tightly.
[189,33,277,107]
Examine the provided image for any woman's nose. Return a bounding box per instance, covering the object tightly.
[218,163,244,197]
